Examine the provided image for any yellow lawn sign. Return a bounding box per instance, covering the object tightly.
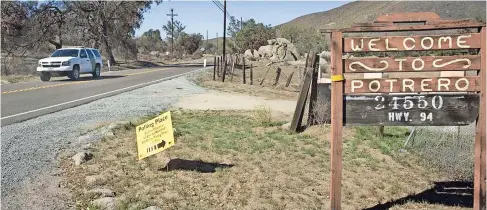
[136,111,175,160]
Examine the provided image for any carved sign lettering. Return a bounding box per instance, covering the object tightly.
[344,33,481,52]
[344,94,479,126]
[345,76,481,94]
[344,55,481,73]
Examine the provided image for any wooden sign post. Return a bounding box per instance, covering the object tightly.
[323,12,486,210]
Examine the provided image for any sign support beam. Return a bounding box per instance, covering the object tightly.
[330,31,344,210]
[473,26,486,210]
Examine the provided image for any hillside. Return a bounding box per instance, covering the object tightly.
[278,1,486,30]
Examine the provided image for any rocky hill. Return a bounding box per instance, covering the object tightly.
[278,1,486,30]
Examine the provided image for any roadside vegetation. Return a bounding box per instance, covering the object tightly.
[59,108,474,210]
[1,1,208,84]
[192,60,302,101]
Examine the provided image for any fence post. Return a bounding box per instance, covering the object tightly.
[243,58,246,84]
[213,57,216,81]
[285,72,294,87]
[260,66,272,86]
[222,55,227,82]
[217,57,220,77]
[273,67,282,86]
[250,64,253,85]
[307,54,319,126]
[230,55,236,82]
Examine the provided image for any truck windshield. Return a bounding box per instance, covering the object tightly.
[51,49,79,57]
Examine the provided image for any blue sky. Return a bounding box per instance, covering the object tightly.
[136,1,350,39]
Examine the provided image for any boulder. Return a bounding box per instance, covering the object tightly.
[85,174,105,186]
[287,60,306,66]
[142,206,162,210]
[244,49,253,59]
[107,121,132,130]
[318,51,331,62]
[276,38,291,44]
[287,44,299,59]
[72,151,93,166]
[91,197,116,210]
[99,127,115,137]
[77,133,99,144]
[258,45,272,58]
[85,188,116,198]
[281,122,291,130]
[259,38,301,62]
[252,50,262,59]
[149,51,159,57]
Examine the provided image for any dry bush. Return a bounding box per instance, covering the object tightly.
[311,96,331,125]
[406,125,475,180]
[1,56,38,75]
[251,105,272,126]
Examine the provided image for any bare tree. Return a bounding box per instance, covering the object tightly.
[1,1,158,66]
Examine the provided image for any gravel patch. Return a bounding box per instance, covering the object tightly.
[1,75,207,209]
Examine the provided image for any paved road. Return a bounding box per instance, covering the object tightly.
[1,63,209,126]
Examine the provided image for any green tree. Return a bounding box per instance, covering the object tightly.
[177,32,203,54]
[277,26,328,55]
[227,16,242,38]
[162,20,186,42]
[142,29,162,41]
[235,19,275,52]
[137,29,167,53]
[278,25,300,43]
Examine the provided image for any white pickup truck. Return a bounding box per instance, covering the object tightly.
[37,47,103,81]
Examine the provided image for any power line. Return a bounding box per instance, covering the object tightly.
[211,0,223,12]
[212,0,230,17]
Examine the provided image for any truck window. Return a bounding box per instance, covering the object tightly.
[87,49,95,59]
[80,49,88,58]
[92,49,102,58]
[51,49,79,57]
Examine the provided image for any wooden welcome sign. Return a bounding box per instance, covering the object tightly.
[321,12,486,210]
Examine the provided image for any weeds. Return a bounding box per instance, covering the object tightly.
[406,125,475,180]
[311,96,331,125]
[251,105,273,126]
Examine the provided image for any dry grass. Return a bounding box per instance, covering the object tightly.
[59,110,470,210]
[251,105,273,126]
[193,60,301,100]
[1,74,39,84]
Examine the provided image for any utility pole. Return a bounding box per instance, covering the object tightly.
[206,30,208,51]
[240,17,243,53]
[166,8,178,55]
[222,0,227,82]
[216,32,218,55]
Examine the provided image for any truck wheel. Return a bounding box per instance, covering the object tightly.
[69,65,80,81]
[40,72,51,82]
[92,64,101,78]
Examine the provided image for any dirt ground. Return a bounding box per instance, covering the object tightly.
[58,59,475,210]
[59,108,470,210]
[193,59,303,100]
[175,91,296,118]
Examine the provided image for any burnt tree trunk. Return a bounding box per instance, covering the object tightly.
[101,20,116,65]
